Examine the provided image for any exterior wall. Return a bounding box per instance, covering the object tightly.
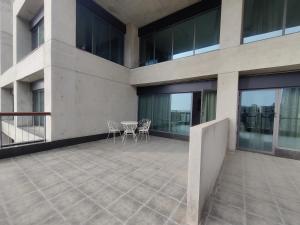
[187,118,229,225]
[0,87,13,112]
[0,0,13,74]
[124,24,139,68]
[216,72,239,151]
[45,0,137,141]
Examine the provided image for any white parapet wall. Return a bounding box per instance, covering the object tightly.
[187,118,229,225]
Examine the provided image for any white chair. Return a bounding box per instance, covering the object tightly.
[138,120,151,142]
[107,120,121,143]
[122,123,138,144]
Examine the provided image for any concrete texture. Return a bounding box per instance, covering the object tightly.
[93,0,198,27]
[187,119,229,225]
[0,0,13,74]
[124,24,139,69]
[202,151,300,225]
[216,73,239,151]
[0,136,189,225]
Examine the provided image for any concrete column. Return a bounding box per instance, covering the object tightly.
[14,81,33,126]
[124,23,139,68]
[216,72,239,151]
[0,87,13,112]
[45,0,76,46]
[0,0,13,73]
[219,0,244,49]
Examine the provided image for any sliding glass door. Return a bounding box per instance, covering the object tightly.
[238,89,276,152]
[238,87,300,153]
[278,88,300,151]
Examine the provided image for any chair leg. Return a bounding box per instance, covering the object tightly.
[113,132,116,144]
[106,131,110,141]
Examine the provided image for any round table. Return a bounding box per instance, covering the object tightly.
[121,121,138,143]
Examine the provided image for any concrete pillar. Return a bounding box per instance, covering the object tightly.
[0,87,13,112]
[0,0,13,73]
[219,0,244,49]
[14,81,32,126]
[45,0,76,46]
[216,72,239,151]
[124,23,139,68]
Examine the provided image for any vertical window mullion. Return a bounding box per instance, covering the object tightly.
[171,28,174,60]
[193,19,196,56]
[282,0,288,35]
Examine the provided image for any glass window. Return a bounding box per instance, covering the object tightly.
[38,19,44,45]
[110,27,124,65]
[33,89,45,126]
[170,93,192,135]
[140,35,154,66]
[278,88,300,151]
[286,0,300,34]
[243,0,284,43]
[138,95,153,121]
[153,95,171,132]
[201,91,217,123]
[195,8,220,54]
[31,19,44,50]
[93,16,110,59]
[155,28,172,63]
[76,4,93,52]
[173,20,194,59]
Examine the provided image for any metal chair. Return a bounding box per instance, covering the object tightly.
[121,122,138,144]
[107,120,121,143]
[138,120,151,142]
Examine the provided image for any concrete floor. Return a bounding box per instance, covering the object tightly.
[1,136,300,225]
[202,151,300,225]
[0,136,189,225]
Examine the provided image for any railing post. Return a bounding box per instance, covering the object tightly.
[0,116,2,149]
[44,115,46,143]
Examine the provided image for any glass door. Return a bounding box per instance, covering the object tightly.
[238,89,276,153]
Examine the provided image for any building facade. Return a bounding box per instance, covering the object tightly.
[1,0,300,159]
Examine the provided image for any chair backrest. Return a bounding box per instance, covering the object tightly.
[107,120,119,131]
[142,120,151,131]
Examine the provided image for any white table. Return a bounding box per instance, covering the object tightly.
[121,121,138,143]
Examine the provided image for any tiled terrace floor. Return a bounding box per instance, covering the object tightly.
[0,137,189,225]
[202,151,300,225]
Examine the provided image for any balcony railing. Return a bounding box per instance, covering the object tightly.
[0,112,51,148]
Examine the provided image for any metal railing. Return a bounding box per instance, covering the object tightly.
[0,112,51,148]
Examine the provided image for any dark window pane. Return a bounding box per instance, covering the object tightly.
[195,8,220,54]
[155,28,172,63]
[173,20,194,59]
[31,26,38,50]
[286,0,300,34]
[76,4,92,52]
[38,19,44,46]
[140,35,154,66]
[110,27,124,65]
[138,95,153,121]
[93,16,110,59]
[153,94,171,132]
[243,0,284,43]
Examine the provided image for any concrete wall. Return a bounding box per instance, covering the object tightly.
[187,118,229,225]
[45,0,137,141]
[0,0,13,74]
[0,87,13,112]
[124,23,139,68]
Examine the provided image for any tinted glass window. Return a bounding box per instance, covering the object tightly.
[243,0,284,43]
[195,8,220,54]
[286,0,300,34]
[173,20,194,59]
[31,26,38,50]
[93,16,110,59]
[110,27,124,65]
[76,4,93,52]
[155,28,172,63]
[140,35,154,66]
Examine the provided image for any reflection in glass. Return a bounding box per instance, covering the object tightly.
[170,93,192,135]
[93,16,110,59]
[243,0,284,43]
[140,35,154,66]
[111,27,124,65]
[33,89,45,126]
[238,90,275,152]
[76,4,93,52]
[278,88,300,151]
[173,20,194,59]
[155,28,172,63]
[286,0,300,34]
[138,95,153,121]
[195,8,220,54]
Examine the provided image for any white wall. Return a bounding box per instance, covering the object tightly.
[187,118,229,225]
[0,87,13,112]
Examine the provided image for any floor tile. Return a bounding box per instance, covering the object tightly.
[85,210,122,225]
[147,193,178,218]
[92,186,123,208]
[128,184,156,203]
[126,206,168,225]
